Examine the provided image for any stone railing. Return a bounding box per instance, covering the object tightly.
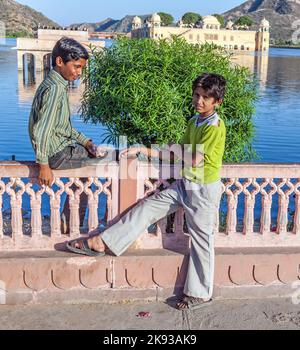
[1,160,300,251]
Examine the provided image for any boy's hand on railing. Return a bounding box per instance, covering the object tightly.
[85,140,98,157]
[96,146,109,158]
[38,164,54,187]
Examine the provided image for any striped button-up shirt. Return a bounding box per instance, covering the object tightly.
[28,69,89,164]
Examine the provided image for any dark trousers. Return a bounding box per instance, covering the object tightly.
[49,144,90,227]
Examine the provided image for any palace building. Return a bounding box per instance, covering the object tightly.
[131,14,270,52]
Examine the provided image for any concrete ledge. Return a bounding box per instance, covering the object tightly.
[0,247,299,305]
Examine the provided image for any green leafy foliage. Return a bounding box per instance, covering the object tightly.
[81,37,258,162]
[6,30,33,38]
[235,16,253,27]
[157,12,174,26]
[182,12,202,25]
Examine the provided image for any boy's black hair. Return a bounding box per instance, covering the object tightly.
[52,37,89,68]
[192,73,226,101]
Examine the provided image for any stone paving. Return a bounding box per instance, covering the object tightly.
[0,298,300,330]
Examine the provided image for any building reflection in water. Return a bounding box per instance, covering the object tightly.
[231,52,269,90]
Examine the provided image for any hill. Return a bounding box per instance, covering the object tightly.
[70,15,150,33]
[0,0,59,37]
[223,0,300,42]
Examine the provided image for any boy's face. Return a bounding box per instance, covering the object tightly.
[192,87,221,117]
[55,57,87,81]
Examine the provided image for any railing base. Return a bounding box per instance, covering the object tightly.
[0,247,299,305]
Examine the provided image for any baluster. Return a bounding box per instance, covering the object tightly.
[6,178,25,241]
[260,196,272,234]
[65,178,82,238]
[0,196,2,239]
[103,178,112,224]
[225,178,242,235]
[46,178,64,238]
[85,178,102,233]
[277,197,288,235]
[26,182,43,238]
[276,178,294,235]
[110,171,119,221]
[225,179,235,235]
[69,199,80,237]
[30,198,42,237]
[51,197,61,237]
[285,178,294,233]
[260,178,276,234]
[293,180,300,235]
[0,180,5,238]
[243,178,260,235]
[216,182,225,234]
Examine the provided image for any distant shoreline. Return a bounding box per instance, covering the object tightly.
[270,45,300,50]
[2,38,300,50]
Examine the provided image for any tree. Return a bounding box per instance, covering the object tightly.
[235,16,253,27]
[157,12,174,26]
[82,37,258,162]
[182,12,202,25]
[212,14,225,28]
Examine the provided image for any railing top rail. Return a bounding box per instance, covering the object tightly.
[137,161,300,179]
[0,161,119,178]
[2,161,300,179]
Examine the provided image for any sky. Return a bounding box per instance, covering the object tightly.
[16,0,246,26]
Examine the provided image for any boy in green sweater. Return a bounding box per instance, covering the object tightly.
[67,73,227,310]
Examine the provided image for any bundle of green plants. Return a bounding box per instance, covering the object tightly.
[81,37,258,162]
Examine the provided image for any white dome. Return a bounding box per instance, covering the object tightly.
[260,17,270,27]
[151,13,161,22]
[203,15,220,25]
[132,16,142,24]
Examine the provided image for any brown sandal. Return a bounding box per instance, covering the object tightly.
[66,239,105,257]
[177,295,212,310]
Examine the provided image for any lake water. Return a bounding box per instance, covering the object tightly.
[0,38,108,161]
[0,38,300,162]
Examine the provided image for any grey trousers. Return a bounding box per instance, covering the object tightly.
[101,178,222,299]
[48,143,91,170]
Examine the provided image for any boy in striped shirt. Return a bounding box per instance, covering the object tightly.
[29,37,107,231]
